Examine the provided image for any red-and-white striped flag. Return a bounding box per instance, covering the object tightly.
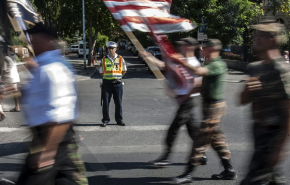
[103,0,196,34]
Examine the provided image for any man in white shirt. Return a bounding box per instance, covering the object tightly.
[150,38,206,166]
[16,23,88,185]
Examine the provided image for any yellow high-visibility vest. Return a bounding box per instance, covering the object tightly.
[102,56,123,80]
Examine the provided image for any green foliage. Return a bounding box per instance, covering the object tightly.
[96,33,108,48]
[169,0,262,47]
[279,31,290,52]
[31,0,264,54]
[250,0,290,16]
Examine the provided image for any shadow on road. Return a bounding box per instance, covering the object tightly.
[88,175,171,185]
[0,141,30,157]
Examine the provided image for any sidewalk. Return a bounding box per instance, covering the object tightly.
[66,56,98,81]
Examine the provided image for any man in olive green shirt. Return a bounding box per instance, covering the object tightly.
[172,39,236,184]
[202,56,227,103]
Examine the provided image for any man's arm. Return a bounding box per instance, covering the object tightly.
[240,77,261,105]
[170,54,208,76]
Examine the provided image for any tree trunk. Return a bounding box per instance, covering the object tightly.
[91,12,99,64]
[88,19,92,66]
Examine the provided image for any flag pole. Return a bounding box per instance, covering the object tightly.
[124,31,165,80]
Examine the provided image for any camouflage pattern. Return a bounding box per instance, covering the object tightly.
[189,101,231,165]
[16,127,88,185]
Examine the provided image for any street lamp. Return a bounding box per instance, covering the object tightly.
[82,0,86,69]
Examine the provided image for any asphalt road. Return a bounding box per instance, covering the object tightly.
[1,50,290,185]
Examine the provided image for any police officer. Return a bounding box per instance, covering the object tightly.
[99,41,127,127]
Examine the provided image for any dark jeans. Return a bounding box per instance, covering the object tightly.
[16,126,88,185]
[165,97,199,155]
[102,82,123,123]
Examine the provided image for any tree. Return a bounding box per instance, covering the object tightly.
[250,0,290,16]
[169,0,261,47]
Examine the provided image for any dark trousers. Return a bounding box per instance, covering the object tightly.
[16,126,88,185]
[102,82,123,123]
[165,97,199,155]
[240,124,284,185]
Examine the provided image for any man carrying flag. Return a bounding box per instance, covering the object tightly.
[172,39,237,184]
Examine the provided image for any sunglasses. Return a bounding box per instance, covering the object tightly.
[108,47,116,49]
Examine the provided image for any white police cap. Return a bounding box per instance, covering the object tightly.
[106,41,117,48]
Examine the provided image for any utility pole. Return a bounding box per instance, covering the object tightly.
[82,0,86,69]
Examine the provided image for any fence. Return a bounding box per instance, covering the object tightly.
[224,59,248,72]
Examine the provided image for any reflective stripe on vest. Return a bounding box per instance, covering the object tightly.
[102,56,123,80]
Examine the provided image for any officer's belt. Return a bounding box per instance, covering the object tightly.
[103,79,122,84]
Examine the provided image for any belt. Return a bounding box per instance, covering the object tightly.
[203,99,224,104]
[103,79,122,84]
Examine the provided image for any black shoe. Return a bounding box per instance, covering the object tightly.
[172,174,192,184]
[150,158,171,167]
[101,122,107,127]
[172,165,194,184]
[211,170,237,180]
[117,122,126,126]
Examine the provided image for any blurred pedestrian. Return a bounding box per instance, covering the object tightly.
[0,46,21,120]
[6,46,21,112]
[283,50,289,63]
[198,46,205,65]
[149,38,207,166]
[172,39,237,184]
[99,41,127,127]
[16,23,88,185]
[240,22,290,185]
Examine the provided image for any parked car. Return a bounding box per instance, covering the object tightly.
[78,41,89,58]
[140,46,160,65]
[71,45,79,53]
[148,52,164,73]
[148,47,160,55]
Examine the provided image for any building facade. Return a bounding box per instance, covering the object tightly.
[260,0,290,31]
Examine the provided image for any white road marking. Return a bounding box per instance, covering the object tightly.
[80,143,254,154]
[0,125,170,132]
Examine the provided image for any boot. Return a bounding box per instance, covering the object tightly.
[173,165,194,184]
[211,159,237,180]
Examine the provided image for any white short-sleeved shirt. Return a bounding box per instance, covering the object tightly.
[99,53,127,73]
[22,50,78,127]
[173,57,202,96]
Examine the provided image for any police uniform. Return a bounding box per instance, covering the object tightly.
[99,41,127,127]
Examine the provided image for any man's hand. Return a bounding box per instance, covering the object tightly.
[169,53,184,64]
[246,77,262,91]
